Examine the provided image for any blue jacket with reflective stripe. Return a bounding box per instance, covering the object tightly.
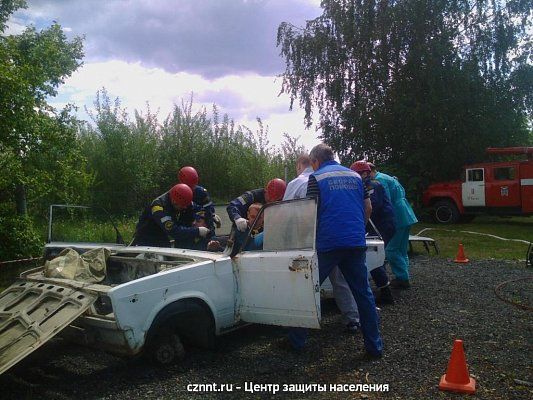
[193,184,215,230]
[313,160,366,252]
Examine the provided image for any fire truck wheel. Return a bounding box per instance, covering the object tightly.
[433,200,460,224]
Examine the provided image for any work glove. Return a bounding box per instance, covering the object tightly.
[198,227,209,238]
[235,217,248,232]
[213,214,222,229]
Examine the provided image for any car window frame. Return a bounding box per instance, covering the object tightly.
[240,197,317,253]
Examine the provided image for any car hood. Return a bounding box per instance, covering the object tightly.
[0,280,97,375]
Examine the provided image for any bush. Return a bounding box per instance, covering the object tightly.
[0,215,43,261]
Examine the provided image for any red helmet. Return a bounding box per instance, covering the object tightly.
[169,184,193,208]
[178,166,199,188]
[265,178,286,202]
[350,160,371,174]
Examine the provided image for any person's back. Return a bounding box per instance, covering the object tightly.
[134,194,171,246]
[374,171,417,227]
[287,144,383,358]
[283,154,314,201]
[371,165,417,287]
[133,184,208,247]
[133,192,193,247]
[366,179,395,238]
[349,161,396,304]
[373,171,395,201]
[311,161,366,252]
[178,166,217,231]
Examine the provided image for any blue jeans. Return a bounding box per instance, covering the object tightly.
[288,248,383,356]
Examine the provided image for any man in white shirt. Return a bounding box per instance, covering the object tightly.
[282,153,361,333]
[282,154,314,201]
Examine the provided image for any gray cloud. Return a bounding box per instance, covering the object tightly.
[18,0,320,78]
[196,89,247,110]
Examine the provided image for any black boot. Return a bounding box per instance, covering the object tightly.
[376,286,394,305]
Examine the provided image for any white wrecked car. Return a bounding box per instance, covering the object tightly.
[0,198,384,374]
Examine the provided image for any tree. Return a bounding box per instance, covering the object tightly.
[0,0,89,258]
[80,91,289,213]
[80,89,160,214]
[1,0,85,212]
[277,0,532,199]
[280,133,307,181]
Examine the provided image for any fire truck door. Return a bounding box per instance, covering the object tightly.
[486,165,521,207]
[462,168,486,206]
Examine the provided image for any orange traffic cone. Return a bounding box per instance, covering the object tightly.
[439,339,476,394]
[454,243,469,263]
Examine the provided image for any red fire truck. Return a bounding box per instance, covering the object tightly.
[422,147,533,223]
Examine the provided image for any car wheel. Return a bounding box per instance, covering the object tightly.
[150,330,185,366]
[433,200,460,224]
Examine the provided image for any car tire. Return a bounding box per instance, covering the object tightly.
[149,329,185,366]
[433,200,460,224]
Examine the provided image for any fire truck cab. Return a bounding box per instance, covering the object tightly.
[422,147,533,223]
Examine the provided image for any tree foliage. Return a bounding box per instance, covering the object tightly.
[0,0,89,258]
[278,0,532,197]
[79,90,295,215]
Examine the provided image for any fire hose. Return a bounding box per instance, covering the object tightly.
[414,227,532,267]
[494,277,533,311]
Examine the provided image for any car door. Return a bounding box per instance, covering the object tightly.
[233,198,321,329]
[462,168,486,206]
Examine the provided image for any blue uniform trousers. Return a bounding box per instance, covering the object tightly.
[370,222,396,288]
[370,266,389,289]
[288,248,383,356]
[385,226,411,281]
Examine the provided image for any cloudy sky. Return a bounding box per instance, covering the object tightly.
[8,0,324,150]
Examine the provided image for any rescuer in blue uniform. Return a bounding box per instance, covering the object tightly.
[178,166,219,231]
[226,178,286,233]
[351,161,396,304]
[132,184,210,247]
[369,163,418,288]
[287,144,383,358]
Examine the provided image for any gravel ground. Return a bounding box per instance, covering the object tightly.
[2,256,532,399]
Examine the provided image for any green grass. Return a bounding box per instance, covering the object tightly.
[411,216,532,262]
[45,217,137,244]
